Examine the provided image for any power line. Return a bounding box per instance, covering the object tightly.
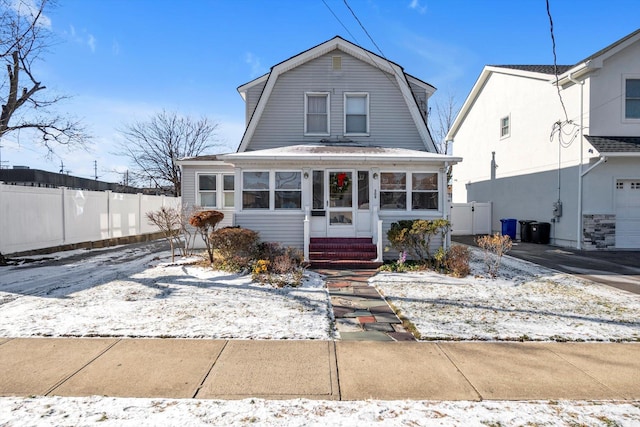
[342,0,385,58]
[321,0,358,42]
[546,0,568,122]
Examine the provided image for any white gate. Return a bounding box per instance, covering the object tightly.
[450,202,492,235]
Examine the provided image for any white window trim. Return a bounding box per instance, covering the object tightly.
[222,173,235,208]
[304,92,330,136]
[499,114,510,139]
[379,171,441,212]
[274,170,302,210]
[241,170,271,210]
[196,172,217,208]
[344,92,370,136]
[622,74,640,123]
[241,170,304,212]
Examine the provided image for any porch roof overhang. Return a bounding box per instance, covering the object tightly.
[220,144,462,166]
[585,135,640,157]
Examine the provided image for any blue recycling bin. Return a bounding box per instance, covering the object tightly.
[500,218,517,240]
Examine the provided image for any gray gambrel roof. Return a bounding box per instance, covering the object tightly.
[585,136,640,154]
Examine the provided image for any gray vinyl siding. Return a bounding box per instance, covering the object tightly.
[245,81,267,125]
[247,49,426,152]
[409,81,429,123]
[234,212,305,249]
[380,212,445,261]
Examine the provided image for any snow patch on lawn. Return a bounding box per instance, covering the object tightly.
[0,247,333,340]
[371,248,640,341]
[1,396,639,426]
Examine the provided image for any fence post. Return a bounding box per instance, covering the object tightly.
[137,193,142,235]
[61,187,67,244]
[106,190,112,239]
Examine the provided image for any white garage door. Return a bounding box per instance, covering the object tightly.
[615,179,640,248]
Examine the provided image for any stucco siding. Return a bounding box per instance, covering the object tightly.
[248,50,426,151]
[589,41,640,136]
[234,212,305,249]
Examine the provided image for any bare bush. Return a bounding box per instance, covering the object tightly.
[146,207,181,262]
[476,233,513,278]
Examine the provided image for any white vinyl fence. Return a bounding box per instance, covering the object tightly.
[450,202,492,236]
[0,183,180,254]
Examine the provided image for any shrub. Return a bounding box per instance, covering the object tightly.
[252,242,304,286]
[146,207,182,262]
[189,210,224,264]
[209,226,259,271]
[476,233,512,278]
[387,219,451,265]
[444,245,471,277]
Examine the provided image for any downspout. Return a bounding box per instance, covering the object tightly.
[567,73,584,249]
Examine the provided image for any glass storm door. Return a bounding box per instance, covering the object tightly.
[327,170,356,237]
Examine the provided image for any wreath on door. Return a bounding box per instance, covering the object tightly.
[330,172,350,195]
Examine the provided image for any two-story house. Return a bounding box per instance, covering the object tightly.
[179,36,461,266]
[447,29,640,250]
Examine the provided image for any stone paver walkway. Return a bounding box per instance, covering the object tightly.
[316,269,415,341]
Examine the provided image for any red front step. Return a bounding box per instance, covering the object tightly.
[309,237,379,269]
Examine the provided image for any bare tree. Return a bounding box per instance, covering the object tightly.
[0,0,89,154]
[117,110,219,196]
[429,92,459,184]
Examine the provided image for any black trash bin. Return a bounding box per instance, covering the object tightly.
[518,220,535,242]
[530,221,551,244]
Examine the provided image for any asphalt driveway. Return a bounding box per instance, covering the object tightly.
[453,236,640,295]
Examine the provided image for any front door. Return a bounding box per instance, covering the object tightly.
[327,170,356,237]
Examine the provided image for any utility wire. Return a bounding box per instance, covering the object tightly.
[546,0,569,122]
[321,0,359,43]
[343,0,386,58]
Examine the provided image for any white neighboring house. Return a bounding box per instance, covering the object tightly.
[178,36,461,266]
[447,29,640,250]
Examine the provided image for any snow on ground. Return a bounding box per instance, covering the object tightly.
[372,248,640,341]
[2,243,640,425]
[1,396,639,426]
[0,244,333,340]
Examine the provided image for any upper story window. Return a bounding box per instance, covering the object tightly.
[198,174,217,207]
[345,93,369,135]
[500,115,510,138]
[305,92,329,135]
[625,78,640,119]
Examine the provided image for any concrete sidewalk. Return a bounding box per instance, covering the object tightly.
[1,338,639,401]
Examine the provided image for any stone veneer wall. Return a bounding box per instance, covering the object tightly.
[582,214,616,250]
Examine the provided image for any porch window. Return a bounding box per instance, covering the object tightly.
[305,92,329,135]
[312,170,324,210]
[198,174,216,207]
[223,174,235,207]
[357,170,369,209]
[625,78,640,119]
[242,171,269,209]
[275,171,301,209]
[412,173,438,210]
[345,93,369,134]
[380,172,406,210]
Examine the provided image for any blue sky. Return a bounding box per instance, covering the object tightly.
[2,0,639,183]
